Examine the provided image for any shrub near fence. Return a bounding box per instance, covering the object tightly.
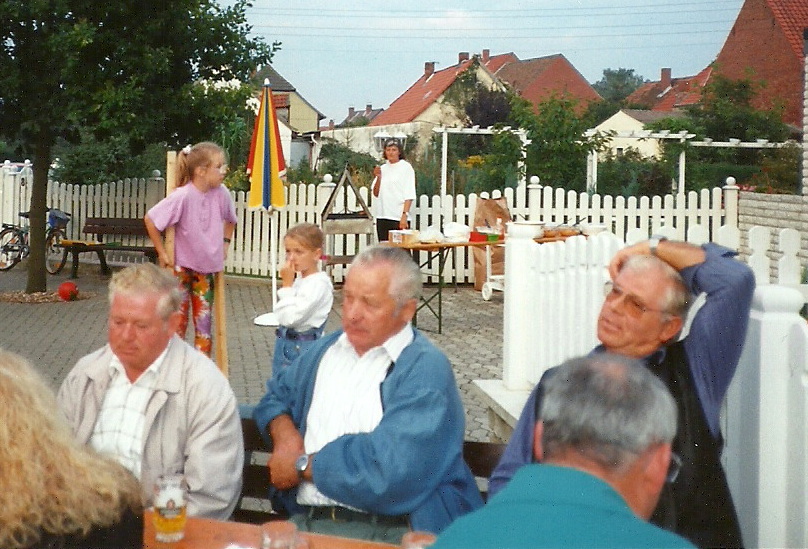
[0,169,739,284]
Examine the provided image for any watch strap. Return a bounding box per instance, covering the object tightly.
[649,235,667,256]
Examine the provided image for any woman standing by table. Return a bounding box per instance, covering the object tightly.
[372,138,416,242]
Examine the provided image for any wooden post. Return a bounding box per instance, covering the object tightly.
[165,151,177,260]
[214,271,229,376]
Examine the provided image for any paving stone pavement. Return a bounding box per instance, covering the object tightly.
[0,260,504,441]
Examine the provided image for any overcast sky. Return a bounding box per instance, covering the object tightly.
[239,0,745,123]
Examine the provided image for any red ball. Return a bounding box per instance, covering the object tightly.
[58,281,79,301]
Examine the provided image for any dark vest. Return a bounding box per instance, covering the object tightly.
[649,341,743,549]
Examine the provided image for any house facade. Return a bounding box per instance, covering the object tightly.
[594,109,687,159]
[712,0,808,127]
[254,65,325,134]
[325,49,599,155]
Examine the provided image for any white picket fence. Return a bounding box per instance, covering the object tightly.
[476,222,808,549]
[0,167,740,283]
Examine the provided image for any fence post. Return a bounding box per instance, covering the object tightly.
[503,221,545,390]
[527,176,541,221]
[724,284,808,548]
[723,176,739,229]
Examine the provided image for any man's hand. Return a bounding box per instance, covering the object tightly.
[609,239,706,280]
[268,415,306,490]
[372,168,381,198]
[268,448,302,490]
[608,241,652,280]
[399,213,409,230]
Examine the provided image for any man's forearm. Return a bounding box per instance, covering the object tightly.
[609,238,706,279]
[269,414,304,453]
[652,239,706,271]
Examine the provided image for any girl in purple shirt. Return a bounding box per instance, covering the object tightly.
[144,142,237,356]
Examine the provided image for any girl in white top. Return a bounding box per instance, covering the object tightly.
[372,138,416,242]
[271,223,333,378]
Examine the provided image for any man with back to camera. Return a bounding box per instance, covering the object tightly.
[489,238,755,548]
[432,354,696,549]
[252,246,482,544]
[57,262,243,520]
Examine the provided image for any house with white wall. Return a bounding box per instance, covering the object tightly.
[594,109,686,159]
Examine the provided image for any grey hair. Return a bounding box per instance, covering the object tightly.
[540,353,677,471]
[350,246,421,307]
[620,255,690,318]
[108,263,183,320]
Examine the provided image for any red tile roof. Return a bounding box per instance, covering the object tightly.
[370,52,518,126]
[766,0,808,58]
[495,54,601,112]
[626,66,712,111]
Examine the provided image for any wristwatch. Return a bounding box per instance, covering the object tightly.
[295,454,310,479]
[649,235,667,256]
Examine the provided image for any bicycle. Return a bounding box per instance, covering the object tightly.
[0,208,72,274]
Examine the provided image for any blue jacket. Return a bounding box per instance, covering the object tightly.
[488,243,755,498]
[253,329,483,533]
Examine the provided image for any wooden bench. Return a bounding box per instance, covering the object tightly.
[61,217,157,278]
[233,406,506,523]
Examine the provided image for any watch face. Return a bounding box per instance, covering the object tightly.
[295,454,308,473]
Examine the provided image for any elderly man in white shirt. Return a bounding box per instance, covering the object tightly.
[253,246,482,544]
[58,262,243,520]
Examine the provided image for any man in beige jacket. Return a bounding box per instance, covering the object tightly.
[57,262,243,520]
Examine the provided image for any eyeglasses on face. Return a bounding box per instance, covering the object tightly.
[603,280,668,318]
[666,452,682,483]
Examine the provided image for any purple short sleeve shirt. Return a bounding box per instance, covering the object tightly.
[147,184,238,274]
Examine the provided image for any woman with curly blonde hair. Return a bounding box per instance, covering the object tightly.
[0,349,144,549]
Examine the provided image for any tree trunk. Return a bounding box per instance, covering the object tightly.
[25,137,50,293]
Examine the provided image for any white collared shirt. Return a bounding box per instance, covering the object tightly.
[297,323,414,507]
[89,348,168,477]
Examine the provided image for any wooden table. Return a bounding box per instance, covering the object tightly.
[389,239,501,334]
[143,510,397,548]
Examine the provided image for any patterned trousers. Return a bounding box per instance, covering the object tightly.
[175,267,215,357]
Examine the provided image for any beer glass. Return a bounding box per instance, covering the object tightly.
[153,474,188,542]
[261,520,298,549]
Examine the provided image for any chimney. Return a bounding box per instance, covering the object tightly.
[424,62,435,77]
[348,107,355,118]
[661,68,672,88]
[328,119,334,130]
[459,51,470,63]
[482,49,490,63]
[365,104,372,116]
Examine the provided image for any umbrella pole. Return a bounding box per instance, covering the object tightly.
[214,271,229,376]
[270,208,278,308]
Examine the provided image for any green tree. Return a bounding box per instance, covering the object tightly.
[510,94,607,190]
[0,0,274,292]
[592,68,646,102]
[645,74,796,192]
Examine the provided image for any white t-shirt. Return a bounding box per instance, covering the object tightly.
[373,159,416,221]
[274,271,333,331]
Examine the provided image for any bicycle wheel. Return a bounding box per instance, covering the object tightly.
[0,228,23,270]
[46,229,68,274]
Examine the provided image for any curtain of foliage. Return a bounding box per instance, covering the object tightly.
[0,0,274,292]
[317,141,379,189]
[509,94,602,191]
